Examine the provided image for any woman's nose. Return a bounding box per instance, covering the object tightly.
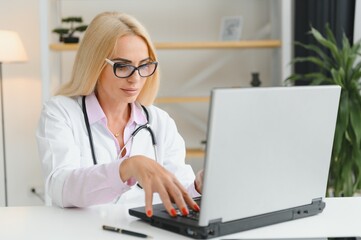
[127,70,142,82]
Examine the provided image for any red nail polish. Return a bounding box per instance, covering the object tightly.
[181,207,189,216]
[146,210,152,217]
[170,208,177,217]
[194,204,200,212]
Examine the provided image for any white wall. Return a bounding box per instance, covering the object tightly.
[0,0,44,206]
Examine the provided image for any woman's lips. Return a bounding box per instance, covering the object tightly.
[121,88,138,95]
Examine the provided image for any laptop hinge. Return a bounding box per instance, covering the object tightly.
[312,197,323,203]
[209,218,222,224]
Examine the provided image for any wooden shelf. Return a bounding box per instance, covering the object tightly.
[50,43,79,51]
[49,40,281,51]
[155,40,281,49]
[186,148,205,158]
[155,96,210,104]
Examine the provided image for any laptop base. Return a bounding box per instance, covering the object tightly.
[129,198,325,239]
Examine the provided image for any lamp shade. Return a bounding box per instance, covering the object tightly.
[0,30,28,63]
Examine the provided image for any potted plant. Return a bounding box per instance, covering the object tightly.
[287,25,361,197]
[52,17,88,43]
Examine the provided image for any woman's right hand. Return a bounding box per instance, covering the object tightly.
[119,155,200,217]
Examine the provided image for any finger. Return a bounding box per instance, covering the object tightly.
[169,194,175,204]
[157,185,178,217]
[167,183,189,216]
[143,184,154,218]
[175,180,200,212]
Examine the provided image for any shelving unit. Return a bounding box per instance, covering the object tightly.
[49,40,281,51]
[186,148,205,158]
[49,39,282,105]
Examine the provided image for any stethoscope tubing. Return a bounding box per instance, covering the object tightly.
[81,96,157,165]
[82,96,97,165]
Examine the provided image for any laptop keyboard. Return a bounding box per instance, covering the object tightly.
[184,208,200,220]
[163,197,201,220]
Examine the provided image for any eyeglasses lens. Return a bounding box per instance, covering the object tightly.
[114,62,157,78]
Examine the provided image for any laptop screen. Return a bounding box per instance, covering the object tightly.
[199,86,340,226]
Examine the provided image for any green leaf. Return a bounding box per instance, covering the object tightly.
[284,74,302,85]
[310,27,340,63]
[344,57,357,85]
[292,57,329,71]
[350,61,361,82]
[62,17,83,23]
[75,25,88,32]
[325,24,337,45]
[294,41,333,68]
[303,72,333,85]
[352,60,361,73]
[52,28,69,34]
[342,34,351,52]
[349,99,361,146]
[333,91,349,157]
[330,68,344,86]
[355,158,361,189]
[350,71,361,84]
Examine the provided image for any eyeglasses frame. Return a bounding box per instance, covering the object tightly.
[105,58,158,78]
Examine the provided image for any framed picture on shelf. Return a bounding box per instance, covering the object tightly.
[220,16,243,41]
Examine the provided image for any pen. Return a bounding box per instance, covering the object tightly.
[102,225,152,238]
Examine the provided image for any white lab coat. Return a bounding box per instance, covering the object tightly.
[36,95,198,207]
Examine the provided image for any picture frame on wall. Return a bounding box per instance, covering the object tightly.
[220,16,243,41]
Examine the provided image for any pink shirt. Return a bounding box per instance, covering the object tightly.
[85,93,146,186]
[86,92,147,160]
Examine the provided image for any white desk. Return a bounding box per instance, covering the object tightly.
[0,197,360,240]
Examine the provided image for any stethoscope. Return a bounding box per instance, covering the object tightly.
[81,96,158,165]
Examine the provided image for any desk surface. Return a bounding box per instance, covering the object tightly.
[0,197,360,240]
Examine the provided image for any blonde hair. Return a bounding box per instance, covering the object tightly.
[56,12,159,106]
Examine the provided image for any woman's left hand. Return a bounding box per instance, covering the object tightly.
[195,169,204,194]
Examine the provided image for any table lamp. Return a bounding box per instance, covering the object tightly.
[0,30,28,206]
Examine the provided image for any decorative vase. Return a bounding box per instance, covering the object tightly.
[251,72,261,87]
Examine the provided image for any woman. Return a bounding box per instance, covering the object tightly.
[36,12,203,217]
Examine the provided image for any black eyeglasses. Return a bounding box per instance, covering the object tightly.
[105,58,158,78]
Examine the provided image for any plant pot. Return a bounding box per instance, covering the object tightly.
[63,37,79,43]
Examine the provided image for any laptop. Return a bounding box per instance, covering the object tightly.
[129,86,341,239]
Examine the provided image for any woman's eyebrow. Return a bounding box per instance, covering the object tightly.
[112,57,132,63]
[112,57,151,64]
[139,57,151,64]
